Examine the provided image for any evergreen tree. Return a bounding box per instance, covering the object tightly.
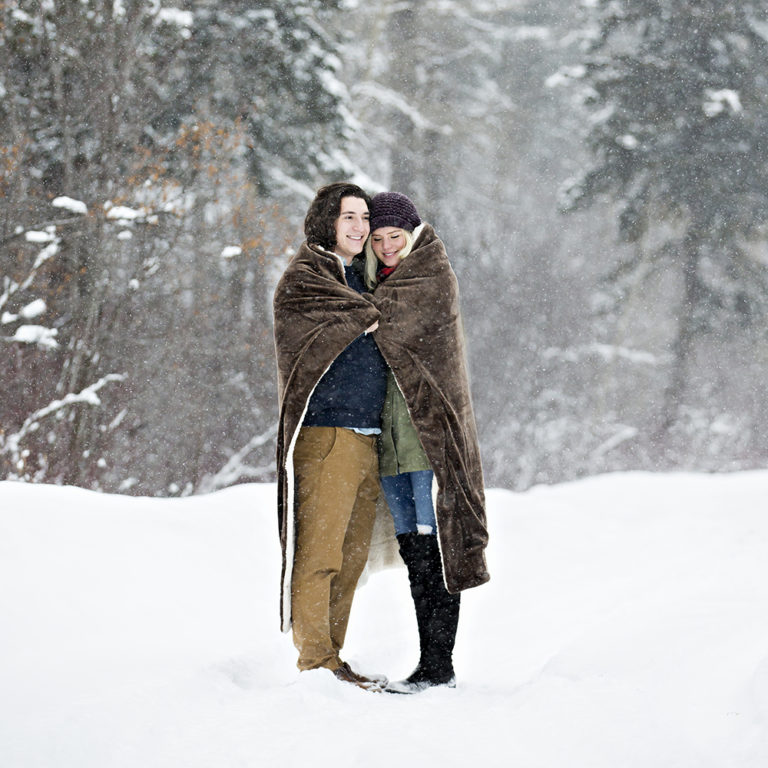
[189,0,356,194]
[558,0,768,425]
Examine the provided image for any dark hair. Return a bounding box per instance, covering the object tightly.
[304,182,371,250]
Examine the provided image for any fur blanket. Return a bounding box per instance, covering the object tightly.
[370,223,490,594]
[273,243,382,632]
[273,230,490,631]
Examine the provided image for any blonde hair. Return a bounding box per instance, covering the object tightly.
[364,228,415,288]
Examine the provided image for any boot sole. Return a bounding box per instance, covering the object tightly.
[385,677,456,694]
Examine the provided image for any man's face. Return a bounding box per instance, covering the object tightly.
[333,196,370,264]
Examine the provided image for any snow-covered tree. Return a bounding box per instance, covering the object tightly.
[5,0,768,492]
[0,1,342,491]
[187,0,359,195]
[0,202,126,482]
[556,0,768,426]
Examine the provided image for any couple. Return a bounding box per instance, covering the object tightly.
[273,182,489,694]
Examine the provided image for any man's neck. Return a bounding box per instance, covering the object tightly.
[334,249,355,266]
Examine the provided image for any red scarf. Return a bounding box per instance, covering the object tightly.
[377,265,397,282]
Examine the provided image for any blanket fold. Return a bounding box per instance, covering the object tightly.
[273,244,381,631]
[371,224,490,593]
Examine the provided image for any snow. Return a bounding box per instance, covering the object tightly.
[51,196,88,215]
[7,324,58,349]
[617,134,638,149]
[105,204,146,221]
[1,472,767,768]
[157,8,194,28]
[545,64,586,88]
[0,301,44,325]
[20,299,47,319]
[24,230,56,243]
[220,245,243,259]
[703,89,742,117]
[543,342,663,365]
[352,82,453,134]
[10,8,33,24]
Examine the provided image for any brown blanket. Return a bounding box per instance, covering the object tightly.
[273,243,380,632]
[371,223,490,593]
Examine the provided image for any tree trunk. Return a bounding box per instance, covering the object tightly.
[389,4,418,198]
[660,228,702,431]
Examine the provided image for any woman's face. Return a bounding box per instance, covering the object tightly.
[371,227,407,267]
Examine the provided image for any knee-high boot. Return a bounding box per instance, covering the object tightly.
[387,532,460,694]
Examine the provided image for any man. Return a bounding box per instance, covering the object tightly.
[273,182,388,691]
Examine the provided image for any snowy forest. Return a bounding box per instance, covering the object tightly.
[3,0,768,496]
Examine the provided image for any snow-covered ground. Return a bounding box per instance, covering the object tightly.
[1,472,767,768]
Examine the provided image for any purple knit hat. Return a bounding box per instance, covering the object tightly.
[369,192,422,232]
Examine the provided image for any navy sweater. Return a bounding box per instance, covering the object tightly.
[302,259,388,429]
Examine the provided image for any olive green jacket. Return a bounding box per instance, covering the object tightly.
[378,369,432,477]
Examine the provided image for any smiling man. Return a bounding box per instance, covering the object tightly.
[272,182,389,691]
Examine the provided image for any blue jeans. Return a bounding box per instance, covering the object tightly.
[380,470,436,536]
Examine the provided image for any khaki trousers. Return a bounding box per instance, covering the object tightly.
[291,426,379,671]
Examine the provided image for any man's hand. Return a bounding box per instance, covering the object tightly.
[365,321,379,333]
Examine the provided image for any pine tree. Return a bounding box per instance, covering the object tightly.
[558,0,768,426]
[188,0,356,194]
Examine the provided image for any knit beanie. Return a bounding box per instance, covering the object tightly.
[369,192,422,232]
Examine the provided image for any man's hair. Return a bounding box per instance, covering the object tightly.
[304,182,371,250]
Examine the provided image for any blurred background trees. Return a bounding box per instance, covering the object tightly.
[2,0,767,494]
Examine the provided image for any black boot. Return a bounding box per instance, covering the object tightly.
[387,532,460,694]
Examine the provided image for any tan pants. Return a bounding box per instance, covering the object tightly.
[291,426,379,671]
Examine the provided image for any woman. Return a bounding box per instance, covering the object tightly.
[365,192,490,694]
